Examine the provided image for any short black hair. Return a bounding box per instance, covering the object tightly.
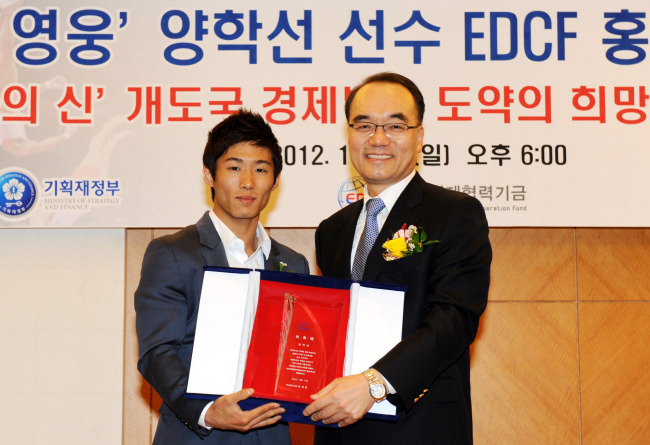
[203,109,282,199]
[345,72,425,125]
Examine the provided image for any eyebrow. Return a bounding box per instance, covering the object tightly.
[351,112,409,122]
[223,157,272,166]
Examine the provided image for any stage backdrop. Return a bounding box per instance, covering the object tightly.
[0,0,647,228]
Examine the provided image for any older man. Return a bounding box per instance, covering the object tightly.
[304,73,492,445]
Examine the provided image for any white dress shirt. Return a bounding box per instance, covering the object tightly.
[199,210,272,429]
[208,209,271,270]
[350,170,416,268]
[350,170,416,395]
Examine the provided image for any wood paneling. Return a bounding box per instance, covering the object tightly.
[577,228,650,301]
[123,230,176,444]
[579,302,650,444]
[290,422,315,445]
[471,302,580,444]
[267,228,318,275]
[123,229,154,445]
[489,228,576,301]
[153,228,183,239]
[123,227,650,445]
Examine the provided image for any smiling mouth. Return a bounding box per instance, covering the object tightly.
[366,154,393,159]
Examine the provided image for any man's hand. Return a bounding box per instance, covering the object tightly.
[204,388,285,432]
[302,373,375,427]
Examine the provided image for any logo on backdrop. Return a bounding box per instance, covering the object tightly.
[338,176,365,208]
[0,168,39,221]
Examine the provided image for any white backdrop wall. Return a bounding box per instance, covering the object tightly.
[0,228,124,445]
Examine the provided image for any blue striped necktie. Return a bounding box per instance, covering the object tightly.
[351,198,385,280]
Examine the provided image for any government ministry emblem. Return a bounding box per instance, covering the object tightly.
[0,168,39,221]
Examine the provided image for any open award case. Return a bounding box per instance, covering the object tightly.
[186,267,405,426]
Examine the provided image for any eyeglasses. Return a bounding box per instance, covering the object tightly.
[348,121,420,136]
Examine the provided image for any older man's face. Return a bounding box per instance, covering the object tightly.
[347,81,423,196]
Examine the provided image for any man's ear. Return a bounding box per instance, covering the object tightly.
[202,166,214,186]
[416,126,424,152]
[272,172,281,191]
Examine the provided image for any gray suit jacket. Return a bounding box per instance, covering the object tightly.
[135,211,309,445]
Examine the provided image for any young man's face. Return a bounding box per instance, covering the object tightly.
[203,141,279,227]
[347,81,423,196]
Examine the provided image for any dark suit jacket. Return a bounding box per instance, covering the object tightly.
[135,211,309,445]
[314,173,491,445]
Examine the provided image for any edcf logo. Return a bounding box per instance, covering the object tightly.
[338,176,365,208]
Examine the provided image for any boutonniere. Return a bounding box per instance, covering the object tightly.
[276,261,293,272]
[382,223,439,261]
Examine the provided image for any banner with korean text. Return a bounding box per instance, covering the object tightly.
[0,0,647,227]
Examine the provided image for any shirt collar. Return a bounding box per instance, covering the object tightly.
[208,210,272,260]
[363,170,416,215]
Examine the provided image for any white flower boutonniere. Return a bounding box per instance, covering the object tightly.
[277,261,293,272]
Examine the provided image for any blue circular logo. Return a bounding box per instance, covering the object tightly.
[338,176,365,208]
[0,168,39,221]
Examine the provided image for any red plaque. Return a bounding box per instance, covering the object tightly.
[243,279,350,403]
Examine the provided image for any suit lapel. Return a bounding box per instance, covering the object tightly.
[195,211,228,267]
[363,174,425,282]
[265,240,281,271]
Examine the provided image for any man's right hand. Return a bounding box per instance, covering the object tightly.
[204,388,285,432]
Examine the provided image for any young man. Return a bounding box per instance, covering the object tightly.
[304,73,492,444]
[135,110,309,445]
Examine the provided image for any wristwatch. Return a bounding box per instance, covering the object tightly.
[363,369,387,402]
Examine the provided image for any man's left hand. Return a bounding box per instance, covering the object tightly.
[302,373,374,427]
